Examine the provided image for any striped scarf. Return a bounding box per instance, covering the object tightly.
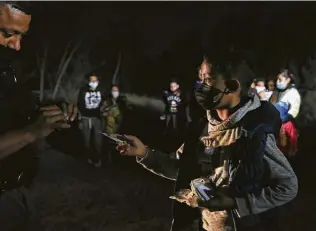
[201,95,261,148]
[199,95,261,231]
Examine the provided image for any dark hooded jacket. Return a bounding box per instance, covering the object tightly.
[136,96,296,231]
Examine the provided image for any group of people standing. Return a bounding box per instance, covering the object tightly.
[0,2,300,231]
[116,57,299,231]
[77,74,125,167]
[251,70,301,159]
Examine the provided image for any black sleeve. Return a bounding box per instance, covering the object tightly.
[162,91,168,105]
[136,148,179,181]
[262,102,282,137]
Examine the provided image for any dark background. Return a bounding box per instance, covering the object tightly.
[10,2,316,231]
[17,1,316,93]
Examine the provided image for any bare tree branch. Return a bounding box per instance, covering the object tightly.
[40,46,47,102]
[55,41,72,81]
[36,46,48,103]
[112,51,122,85]
[52,39,84,100]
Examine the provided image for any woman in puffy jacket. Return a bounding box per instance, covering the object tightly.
[272,69,301,158]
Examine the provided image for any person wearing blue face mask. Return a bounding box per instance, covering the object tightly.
[77,74,104,168]
[273,69,301,158]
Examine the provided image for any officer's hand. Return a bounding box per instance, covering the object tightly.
[63,103,78,122]
[29,105,73,139]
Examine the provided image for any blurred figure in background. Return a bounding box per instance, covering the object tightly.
[273,69,301,159]
[101,84,124,163]
[101,84,123,135]
[267,79,276,92]
[78,74,104,168]
[161,79,189,135]
[188,57,210,124]
[250,78,273,101]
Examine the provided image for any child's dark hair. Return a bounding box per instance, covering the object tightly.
[279,69,296,84]
[170,78,178,84]
[111,84,120,90]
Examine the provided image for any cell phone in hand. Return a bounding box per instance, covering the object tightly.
[116,135,133,144]
[101,133,133,145]
[191,178,216,202]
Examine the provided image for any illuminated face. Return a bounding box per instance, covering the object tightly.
[267,80,275,91]
[111,86,119,93]
[276,73,290,90]
[0,5,31,51]
[111,85,120,98]
[88,75,99,89]
[170,82,179,92]
[199,60,212,81]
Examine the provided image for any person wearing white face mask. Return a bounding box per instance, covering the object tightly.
[111,88,120,99]
[101,85,123,134]
[100,85,124,163]
[273,69,301,159]
[77,74,104,168]
[250,78,273,101]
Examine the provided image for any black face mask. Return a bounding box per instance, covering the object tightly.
[0,46,18,64]
[194,83,226,110]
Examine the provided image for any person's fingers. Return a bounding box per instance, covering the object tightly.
[65,103,72,119]
[211,170,221,182]
[51,122,71,129]
[69,104,78,121]
[188,196,199,208]
[121,134,135,141]
[117,144,129,155]
[215,176,225,187]
[46,114,67,124]
[39,105,60,111]
[201,177,211,183]
[116,146,122,151]
[119,149,128,155]
[42,109,63,117]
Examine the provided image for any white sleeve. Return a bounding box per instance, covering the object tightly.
[287,89,301,119]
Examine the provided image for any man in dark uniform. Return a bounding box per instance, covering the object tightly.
[0,2,78,230]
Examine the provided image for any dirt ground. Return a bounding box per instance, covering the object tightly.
[29,148,174,231]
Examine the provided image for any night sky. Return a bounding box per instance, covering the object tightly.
[16,1,316,94]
